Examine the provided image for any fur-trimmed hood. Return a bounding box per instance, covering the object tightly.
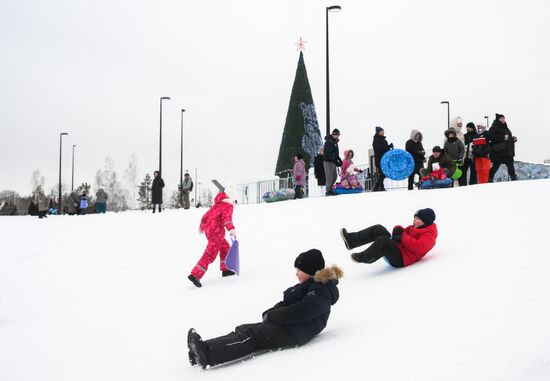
[314,265,344,284]
[410,129,422,142]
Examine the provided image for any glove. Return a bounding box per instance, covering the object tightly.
[392,226,403,237]
[389,143,394,149]
[358,169,363,173]
[229,229,236,237]
[262,312,269,323]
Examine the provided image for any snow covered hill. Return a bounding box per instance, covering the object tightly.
[1,179,550,381]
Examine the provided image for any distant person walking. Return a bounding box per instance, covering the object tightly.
[323,129,342,196]
[405,129,426,190]
[463,122,478,185]
[372,126,393,192]
[37,191,49,219]
[95,188,108,213]
[79,193,89,215]
[292,154,306,199]
[182,173,193,209]
[487,114,517,182]
[151,170,165,213]
[68,191,78,215]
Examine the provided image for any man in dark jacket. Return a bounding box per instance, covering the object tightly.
[420,146,457,178]
[463,122,478,185]
[187,249,343,369]
[323,129,342,195]
[487,114,517,182]
[372,126,393,191]
[405,129,425,190]
[151,170,165,213]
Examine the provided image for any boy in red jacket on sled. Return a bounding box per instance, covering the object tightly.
[339,208,438,267]
[188,191,236,288]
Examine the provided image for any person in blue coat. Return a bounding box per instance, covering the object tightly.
[187,249,343,369]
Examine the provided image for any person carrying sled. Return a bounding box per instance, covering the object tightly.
[187,249,343,369]
[188,191,236,287]
[340,208,438,267]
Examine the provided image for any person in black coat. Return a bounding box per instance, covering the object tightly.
[313,147,326,188]
[151,170,165,213]
[463,122,478,185]
[372,126,393,191]
[187,249,343,369]
[487,114,517,182]
[405,129,425,190]
[323,129,342,195]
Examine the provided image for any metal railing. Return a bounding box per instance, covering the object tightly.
[234,163,409,205]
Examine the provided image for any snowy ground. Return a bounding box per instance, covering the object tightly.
[1,179,550,381]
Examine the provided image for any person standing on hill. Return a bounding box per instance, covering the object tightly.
[444,129,465,185]
[323,129,342,196]
[182,173,193,209]
[340,208,438,268]
[188,191,237,288]
[405,129,426,190]
[95,188,108,213]
[37,191,49,219]
[463,122,478,185]
[292,154,306,199]
[313,147,326,193]
[487,114,517,182]
[187,249,343,369]
[79,192,89,215]
[151,170,165,213]
[447,116,465,143]
[372,126,393,192]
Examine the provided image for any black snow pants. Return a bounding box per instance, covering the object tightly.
[204,322,299,367]
[488,157,517,182]
[349,224,404,267]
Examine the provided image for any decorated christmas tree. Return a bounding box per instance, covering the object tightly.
[275,40,322,176]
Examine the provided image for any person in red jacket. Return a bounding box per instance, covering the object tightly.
[188,191,236,287]
[339,208,437,267]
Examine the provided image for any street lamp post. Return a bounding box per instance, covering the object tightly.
[484,115,489,129]
[58,132,68,212]
[180,109,185,208]
[159,96,171,176]
[441,101,450,130]
[71,144,76,191]
[326,5,342,137]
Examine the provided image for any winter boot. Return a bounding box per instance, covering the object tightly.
[188,351,197,365]
[188,274,202,288]
[340,228,354,250]
[188,329,209,369]
[222,270,235,277]
[341,225,390,250]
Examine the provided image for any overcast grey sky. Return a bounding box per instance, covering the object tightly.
[1,0,549,196]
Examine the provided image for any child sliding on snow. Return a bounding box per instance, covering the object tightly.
[188,249,343,369]
[188,191,236,288]
[340,208,438,267]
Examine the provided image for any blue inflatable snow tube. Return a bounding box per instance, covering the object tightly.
[380,149,415,181]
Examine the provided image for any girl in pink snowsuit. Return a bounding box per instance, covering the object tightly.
[188,192,236,288]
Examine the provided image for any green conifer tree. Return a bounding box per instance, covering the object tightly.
[275,51,322,176]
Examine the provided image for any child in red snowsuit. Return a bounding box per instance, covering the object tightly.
[188,192,236,288]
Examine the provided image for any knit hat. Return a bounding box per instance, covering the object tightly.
[432,145,443,153]
[294,249,325,276]
[414,208,436,226]
[331,128,340,135]
[466,122,476,130]
[295,154,303,160]
[375,126,384,133]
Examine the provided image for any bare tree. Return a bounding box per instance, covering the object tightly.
[123,153,139,209]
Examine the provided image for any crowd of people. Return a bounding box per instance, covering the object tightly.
[304,113,518,195]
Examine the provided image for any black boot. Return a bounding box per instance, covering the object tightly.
[341,225,390,250]
[222,270,235,277]
[188,329,209,369]
[188,274,202,288]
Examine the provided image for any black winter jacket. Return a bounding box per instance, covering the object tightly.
[313,154,326,186]
[152,176,165,203]
[487,121,515,159]
[405,139,425,167]
[323,136,342,166]
[373,134,390,167]
[263,266,342,345]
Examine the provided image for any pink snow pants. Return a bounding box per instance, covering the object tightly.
[191,234,230,279]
